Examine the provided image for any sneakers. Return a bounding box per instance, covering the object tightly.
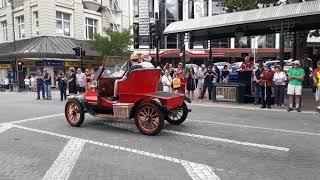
[287,108,293,112]
[296,108,301,112]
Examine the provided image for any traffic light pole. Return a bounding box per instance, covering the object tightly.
[80,43,83,70]
[9,0,19,92]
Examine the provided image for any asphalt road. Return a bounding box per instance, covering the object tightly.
[1,92,320,180]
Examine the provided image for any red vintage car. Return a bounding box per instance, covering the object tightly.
[65,66,191,135]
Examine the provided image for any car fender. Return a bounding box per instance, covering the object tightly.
[184,96,191,103]
[130,97,165,118]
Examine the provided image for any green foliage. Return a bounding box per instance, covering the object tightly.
[91,28,133,58]
[224,0,276,12]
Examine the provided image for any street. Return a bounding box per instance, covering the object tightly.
[1,92,320,180]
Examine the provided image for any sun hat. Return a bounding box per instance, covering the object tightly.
[130,53,139,60]
[141,54,152,62]
[293,60,301,65]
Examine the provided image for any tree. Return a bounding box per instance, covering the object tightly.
[224,0,276,12]
[91,28,133,58]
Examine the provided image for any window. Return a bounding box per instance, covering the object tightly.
[235,36,251,48]
[212,0,225,16]
[188,0,194,19]
[85,18,97,40]
[203,0,209,17]
[33,11,39,36]
[110,23,120,32]
[56,11,71,36]
[133,0,139,17]
[17,16,25,39]
[0,0,7,8]
[1,21,8,42]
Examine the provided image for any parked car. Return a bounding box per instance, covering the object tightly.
[214,62,231,70]
[264,59,293,72]
[230,62,243,70]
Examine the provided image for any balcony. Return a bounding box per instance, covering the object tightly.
[83,0,101,12]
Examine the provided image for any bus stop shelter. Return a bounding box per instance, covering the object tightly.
[164,0,320,66]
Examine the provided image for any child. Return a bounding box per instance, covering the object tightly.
[172,74,181,93]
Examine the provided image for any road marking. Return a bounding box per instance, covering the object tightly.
[11,124,220,180]
[42,138,85,180]
[188,119,320,137]
[0,113,64,126]
[164,130,290,152]
[190,103,317,114]
[0,124,12,134]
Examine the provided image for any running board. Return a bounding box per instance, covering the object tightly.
[94,114,115,119]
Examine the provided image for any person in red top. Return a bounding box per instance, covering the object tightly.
[175,63,186,94]
[240,56,254,71]
[260,64,274,109]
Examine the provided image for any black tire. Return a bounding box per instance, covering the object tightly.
[65,100,85,127]
[166,102,188,125]
[135,103,164,135]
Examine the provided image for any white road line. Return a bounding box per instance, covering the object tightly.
[163,130,290,152]
[0,124,12,134]
[11,124,220,180]
[190,103,317,114]
[0,113,64,126]
[42,138,85,180]
[188,119,320,137]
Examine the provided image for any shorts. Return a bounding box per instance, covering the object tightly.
[77,86,86,93]
[198,79,204,89]
[287,84,302,96]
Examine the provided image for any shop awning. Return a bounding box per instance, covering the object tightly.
[164,1,320,39]
[0,36,100,60]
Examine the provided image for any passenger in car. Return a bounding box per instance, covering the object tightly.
[112,53,142,101]
[140,54,154,68]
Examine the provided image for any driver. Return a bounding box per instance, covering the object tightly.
[112,53,142,101]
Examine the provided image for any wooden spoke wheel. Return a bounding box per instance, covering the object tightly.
[65,100,85,127]
[166,102,188,125]
[135,103,164,135]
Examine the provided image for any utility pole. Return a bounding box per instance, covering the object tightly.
[9,0,19,92]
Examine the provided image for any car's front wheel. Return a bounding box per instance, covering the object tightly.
[135,103,164,135]
[65,100,85,127]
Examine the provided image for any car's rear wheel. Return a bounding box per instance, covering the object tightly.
[166,102,188,125]
[135,103,164,135]
[65,100,85,127]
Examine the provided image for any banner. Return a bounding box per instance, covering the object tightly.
[139,0,150,36]
[0,64,11,69]
[65,61,81,67]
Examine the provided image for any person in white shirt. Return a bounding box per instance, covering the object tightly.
[140,54,154,68]
[273,65,287,107]
[76,68,87,94]
[4,77,9,90]
[112,65,125,77]
[24,75,31,91]
[162,69,172,93]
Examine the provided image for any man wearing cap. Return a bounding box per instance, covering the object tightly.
[287,60,305,112]
[113,53,142,101]
[312,60,320,109]
[260,64,274,109]
[140,54,154,68]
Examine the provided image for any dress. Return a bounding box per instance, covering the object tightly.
[187,74,196,91]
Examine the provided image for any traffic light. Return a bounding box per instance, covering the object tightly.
[17,61,23,72]
[73,47,81,57]
[81,50,86,57]
[178,33,185,52]
[150,23,157,49]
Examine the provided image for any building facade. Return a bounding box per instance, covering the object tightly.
[130,0,319,66]
[0,0,129,84]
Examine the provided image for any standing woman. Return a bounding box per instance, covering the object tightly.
[221,65,230,83]
[56,70,67,101]
[186,67,196,100]
[68,67,77,95]
[273,65,287,107]
[161,69,172,93]
[85,68,91,89]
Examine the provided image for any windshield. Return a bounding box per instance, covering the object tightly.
[102,56,129,78]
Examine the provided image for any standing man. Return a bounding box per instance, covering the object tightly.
[43,69,52,100]
[287,60,305,112]
[68,67,77,95]
[199,66,216,100]
[312,60,320,110]
[253,64,263,105]
[197,64,207,97]
[36,69,45,100]
[260,64,274,109]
